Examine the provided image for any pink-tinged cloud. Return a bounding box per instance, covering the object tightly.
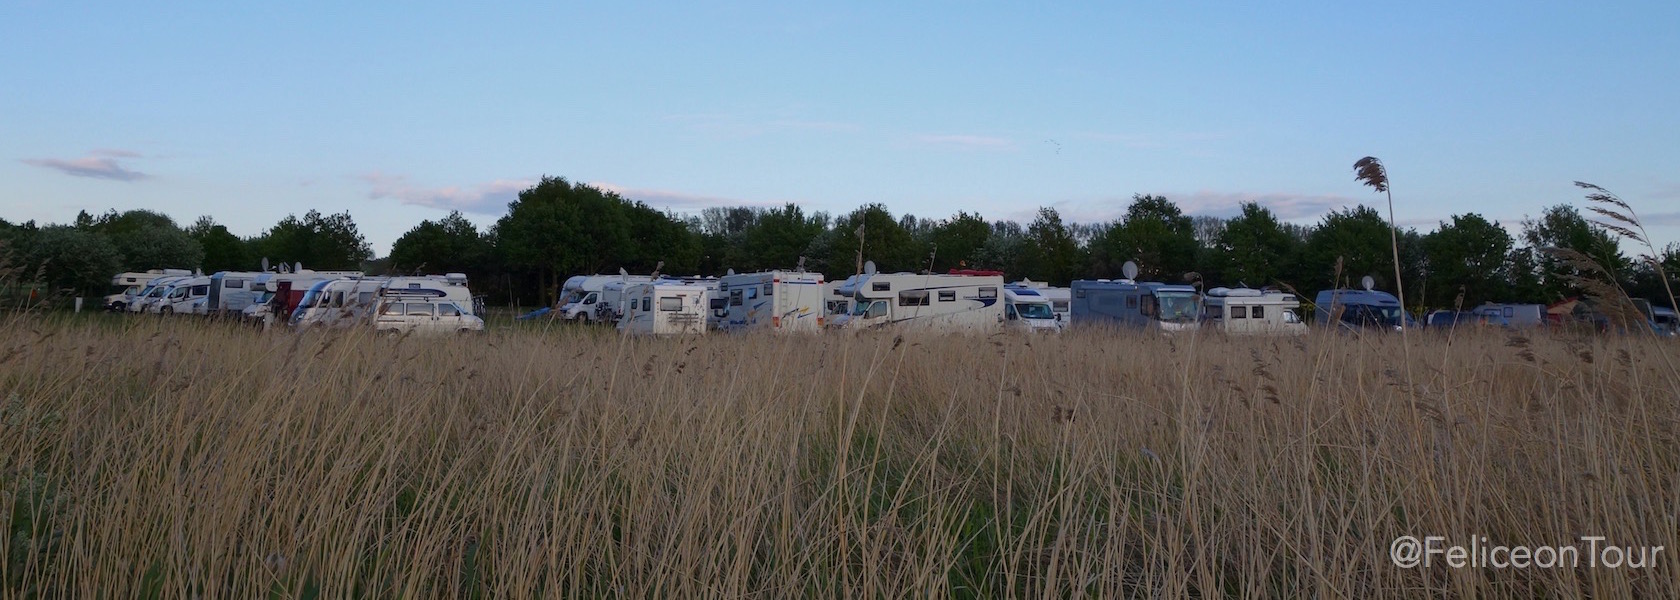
[90,148,143,158]
[360,172,535,214]
[911,134,1013,149]
[21,153,147,181]
[588,182,777,211]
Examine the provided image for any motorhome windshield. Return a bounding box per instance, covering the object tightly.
[1016,302,1054,319]
[851,299,887,318]
[1154,292,1200,323]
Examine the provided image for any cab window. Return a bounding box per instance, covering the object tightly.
[439,303,460,317]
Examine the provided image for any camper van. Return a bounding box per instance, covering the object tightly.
[1068,279,1201,332]
[1202,288,1305,335]
[153,276,213,315]
[558,274,656,322]
[244,270,361,328]
[202,271,266,317]
[105,269,192,311]
[1652,306,1678,337]
[716,271,826,333]
[126,276,193,314]
[824,274,872,320]
[827,272,1006,332]
[1470,303,1544,328]
[290,277,391,328]
[1003,284,1062,333]
[372,292,485,335]
[1314,289,1414,331]
[617,281,709,335]
[380,274,478,315]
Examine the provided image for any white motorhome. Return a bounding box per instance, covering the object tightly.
[154,276,213,315]
[289,276,391,329]
[242,269,362,328]
[824,274,871,320]
[126,276,192,314]
[1202,287,1306,335]
[372,292,484,335]
[617,281,709,335]
[105,269,192,311]
[204,271,265,317]
[827,272,1005,332]
[558,273,656,322]
[716,271,826,333]
[380,274,478,315]
[1003,285,1063,333]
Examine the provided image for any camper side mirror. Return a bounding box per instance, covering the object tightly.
[1055,313,1062,321]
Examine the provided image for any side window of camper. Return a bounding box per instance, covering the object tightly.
[872,282,891,292]
[408,303,433,317]
[710,297,726,310]
[898,290,930,307]
[1503,307,1514,318]
[1251,306,1264,319]
[439,303,460,317]
[191,285,210,296]
[358,292,374,306]
[1231,306,1247,319]
[642,297,652,312]
[730,289,744,306]
[333,291,345,308]
[938,290,956,302]
[1140,296,1156,316]
[1053,300,1068,312]
[660,296,682,311]
[1126,295,1138,309]
[979,287,997,299]
[382,302,403,315]
[746,288,757,300]
[226,279,246,289]
[763,283,773,297]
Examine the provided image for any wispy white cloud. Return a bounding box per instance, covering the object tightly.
[359,172,534,214]
[1068,131,1229,149]
[589,182,776,212]
[910,134,1013,149]
[21,151,148,181]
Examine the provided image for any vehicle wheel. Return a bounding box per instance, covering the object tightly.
[111,302,126,312]
[160,306,173,315]
[458,328,474,334]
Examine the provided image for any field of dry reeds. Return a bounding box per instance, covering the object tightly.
[1,315,1676,598]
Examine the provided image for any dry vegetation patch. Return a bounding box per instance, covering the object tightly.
[1,317,1676,597]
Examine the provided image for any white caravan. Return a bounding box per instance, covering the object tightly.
[1003,285,1063,333]
[204,271,266,317]
[617,281,709,335]
[558,273,656,322]
[1471,303,1545,328]
[1202,287,1306,335]
[105,269,192,311]
[828,272,1005,332]
[715,271,826,333]
[372,292,484,335]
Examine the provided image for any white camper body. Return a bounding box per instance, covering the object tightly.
[155,276,213,315]
[828,273,1005,332]
[380,274,477,315]
[106,269,192,310]
[717,271,826,333]
[617,281,709,335]
[559,274,656,322]
[127,276,193,314]
[290,277,391,328]
[1202,288,1306,335]
[204,271,265,316]
[1003,285,1062,333]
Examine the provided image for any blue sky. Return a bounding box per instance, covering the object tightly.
[4,1,1677,256]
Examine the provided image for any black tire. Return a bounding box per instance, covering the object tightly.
[160,306,173,315]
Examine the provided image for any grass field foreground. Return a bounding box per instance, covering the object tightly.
[1,317,1677,597]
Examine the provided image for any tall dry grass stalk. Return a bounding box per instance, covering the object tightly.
[1,317,1676,597]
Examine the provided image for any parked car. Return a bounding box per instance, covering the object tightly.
[372,295,484,335]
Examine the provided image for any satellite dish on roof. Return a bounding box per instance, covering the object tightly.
[726,268,736,276]
[864,260,877,275]
[1122,261,1139,280]
[293,262,303,273]
[1361,275,1375,291]
[261,257,270,272]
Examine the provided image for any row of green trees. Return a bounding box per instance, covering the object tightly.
[3,175,1674,310]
